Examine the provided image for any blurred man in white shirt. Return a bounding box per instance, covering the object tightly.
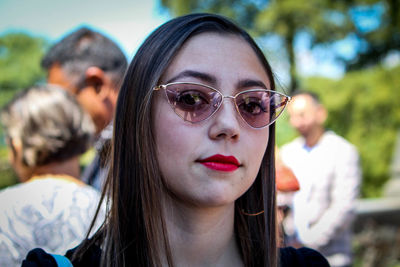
[280,91,361,267]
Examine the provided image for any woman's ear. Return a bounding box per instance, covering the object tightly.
[8,137,21,164]
[7,137,31,182]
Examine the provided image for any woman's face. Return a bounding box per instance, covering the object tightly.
[153,33,271,208]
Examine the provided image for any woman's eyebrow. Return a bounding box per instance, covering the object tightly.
[237,79,268,90]
[166,70,217,84]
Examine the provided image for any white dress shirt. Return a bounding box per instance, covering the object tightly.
[280,131,361,267]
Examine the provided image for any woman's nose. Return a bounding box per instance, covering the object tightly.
[208,98,241,141]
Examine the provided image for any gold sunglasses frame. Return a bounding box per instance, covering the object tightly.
[153,82,291,129]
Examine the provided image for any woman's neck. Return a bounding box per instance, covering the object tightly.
[30,157,81,180]
[162,199,243,267]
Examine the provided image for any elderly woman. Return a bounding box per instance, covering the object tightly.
[0,84,103,267]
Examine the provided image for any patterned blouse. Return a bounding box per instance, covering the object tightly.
[0,176,104,267]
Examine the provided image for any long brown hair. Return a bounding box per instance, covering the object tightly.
[76,13,278,267]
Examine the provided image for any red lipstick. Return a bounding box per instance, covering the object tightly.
[197,154,240,172]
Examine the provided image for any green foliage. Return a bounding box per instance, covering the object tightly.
[161,0,262,30]
[0,89,19,112]
[276,111,297,147]
[254,0,353,42]
[0,32,47,91]
[346,0,400,70]
[304,65,400,197]
[0,32,47,135]
[0,146,17,189]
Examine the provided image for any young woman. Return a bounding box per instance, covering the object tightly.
[22,13,329,267]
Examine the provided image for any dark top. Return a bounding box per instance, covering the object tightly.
[81,123,113,191]
[21,245,330,267]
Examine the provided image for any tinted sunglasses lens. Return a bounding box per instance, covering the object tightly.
[164,84,221,123]
[236,90,287,128]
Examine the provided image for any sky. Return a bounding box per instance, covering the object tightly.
[0,0,170,59]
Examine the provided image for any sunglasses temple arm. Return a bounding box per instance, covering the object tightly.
[273,98,289,109]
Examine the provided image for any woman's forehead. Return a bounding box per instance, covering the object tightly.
[161,33,270,87]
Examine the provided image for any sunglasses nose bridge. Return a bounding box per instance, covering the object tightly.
[217,95,241,118]
[221,95,236,103]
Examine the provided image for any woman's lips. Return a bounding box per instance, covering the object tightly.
[197,154,240,172]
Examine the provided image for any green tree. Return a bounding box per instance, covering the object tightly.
[0,32,47,91]
[346,0,400,70]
